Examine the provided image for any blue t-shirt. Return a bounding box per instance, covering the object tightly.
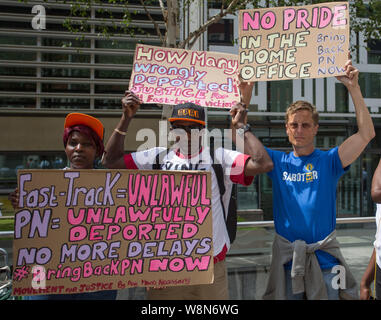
[265,146,349,269]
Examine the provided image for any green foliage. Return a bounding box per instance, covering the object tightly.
[19,0,381,49]
[0,219,14,232]
[34,0,135,41]
[350,0,381,44]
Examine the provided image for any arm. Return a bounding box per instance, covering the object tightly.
[337,59,375,168]
[230,78,254,132]
[363,160,381,298]
[230,102,273,177]
[8,188,19,209]
[371,159,381,203]
[372,159,381,203]
[102,91,141,169]
[239,80,254,107]
[360,248,376,300]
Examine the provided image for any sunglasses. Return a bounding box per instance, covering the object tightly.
[171,124,204,133]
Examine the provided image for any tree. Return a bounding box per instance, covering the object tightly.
[349,0,381,48]
[30,0,381,51]
[37,0,253,49]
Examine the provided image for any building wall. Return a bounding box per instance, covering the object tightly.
[0,113,160,151]
[0,1,165,205]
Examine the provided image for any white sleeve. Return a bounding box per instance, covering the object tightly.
[214,147,253,186]
[131,147,166,170]
[214,147,241,176]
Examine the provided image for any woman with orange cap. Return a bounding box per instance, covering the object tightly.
[10,113,117,300]
[62,112,105,170]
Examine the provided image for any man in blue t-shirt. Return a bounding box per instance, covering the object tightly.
[242,58,375,299]
[266,146,348,271]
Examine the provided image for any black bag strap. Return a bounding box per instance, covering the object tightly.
[153,148,168,170]
[210,138,228,221]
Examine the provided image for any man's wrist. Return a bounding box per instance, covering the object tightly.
[234,120,249,129]
[236,124,252,137]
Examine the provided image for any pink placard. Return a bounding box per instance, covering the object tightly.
[129,44,241,109]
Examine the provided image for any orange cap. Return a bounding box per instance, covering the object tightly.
[64,113,104,141]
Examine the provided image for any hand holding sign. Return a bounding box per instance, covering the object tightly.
[122,90,142,119]
[237,76,254,106]
[230,102,248,130]
[335,55,360,90]
[9,187,19,209]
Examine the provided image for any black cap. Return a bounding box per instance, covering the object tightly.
[169,103,205,126]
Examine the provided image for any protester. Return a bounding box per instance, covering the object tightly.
[9,112,117,300]
[240,57,374,300]
[360,159,381,300]
[101,84,273,300]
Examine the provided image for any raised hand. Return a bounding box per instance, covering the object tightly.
[8,188,19,209]
[237,75,255,106]
[121,90,142,119]
[336,53,360,90]
[230,102,248,129]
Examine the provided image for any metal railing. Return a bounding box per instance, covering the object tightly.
[0,216,376,239]
[237,216,376,228]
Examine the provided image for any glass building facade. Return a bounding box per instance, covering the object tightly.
[0,0,164,215]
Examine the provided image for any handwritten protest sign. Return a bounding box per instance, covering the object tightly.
[239,1,349,82]
[129,44,240,109]
[12,169,213,296]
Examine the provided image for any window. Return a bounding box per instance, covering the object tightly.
[359,72,381,99]
[368,39,381,64]
[41,83,90,94]
[0,36,35,46]
[237,178,259,210]
[0,82,36,92]
[0,97,35,108]
[41,68,90,78]
[42,53,91,63]
[0,51,35,61]
[267,80,293,112]
[43,38,91,48]
[0,152,67,189]
[208,19,234,46]
[95,55,133,64]
[95,69,130,79]
[0,3,164,110]
[94,99,120,110]
[95,84,127,94]
[335,83,349,112]
[41,98,90,109]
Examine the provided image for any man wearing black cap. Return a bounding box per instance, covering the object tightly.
[103,90,273,300]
